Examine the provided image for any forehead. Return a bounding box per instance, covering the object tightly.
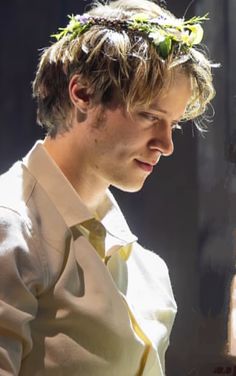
[147,72,192,118]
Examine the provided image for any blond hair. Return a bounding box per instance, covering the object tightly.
[33,0,215,136]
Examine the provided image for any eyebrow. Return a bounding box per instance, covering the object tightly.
[148,106,168,115]
[148,107,183,122]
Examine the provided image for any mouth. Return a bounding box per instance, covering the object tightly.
[135,159,154,173]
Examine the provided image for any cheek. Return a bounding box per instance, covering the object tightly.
[91,118,144,157]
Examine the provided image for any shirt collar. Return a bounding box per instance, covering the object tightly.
[99,190,137,244]
[23,140,93,227]
[22,141,137,244]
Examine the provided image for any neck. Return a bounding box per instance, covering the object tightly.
[43,135,108,214]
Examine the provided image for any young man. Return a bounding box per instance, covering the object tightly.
[0,0,215,375]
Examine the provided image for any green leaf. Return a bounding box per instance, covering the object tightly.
[131,13,149,23]
[158,37,172,59]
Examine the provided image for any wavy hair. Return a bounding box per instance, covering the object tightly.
[32,0,216,136]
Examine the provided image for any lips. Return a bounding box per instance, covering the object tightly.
[135,160,154,173]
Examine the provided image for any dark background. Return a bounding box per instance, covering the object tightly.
[0,1,236,375]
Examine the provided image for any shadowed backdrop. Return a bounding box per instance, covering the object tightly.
[0,1,235,374]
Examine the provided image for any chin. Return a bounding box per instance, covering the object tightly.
[113,180,146,193]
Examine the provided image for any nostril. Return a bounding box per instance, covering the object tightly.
[148,135,174,156]
[163,141,174,157]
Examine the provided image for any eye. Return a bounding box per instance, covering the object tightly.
[139,112,160,122]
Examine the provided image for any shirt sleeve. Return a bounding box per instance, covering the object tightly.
[0,207,46,375]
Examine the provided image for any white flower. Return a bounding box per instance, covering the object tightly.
[187,24,204,45]
[149,31,165,44]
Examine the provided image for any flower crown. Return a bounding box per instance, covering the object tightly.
[52,12,208,61]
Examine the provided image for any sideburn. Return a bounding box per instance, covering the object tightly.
[76,109,87,123]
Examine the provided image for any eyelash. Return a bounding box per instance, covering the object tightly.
[140,113,182,131]
[139,112,158,120]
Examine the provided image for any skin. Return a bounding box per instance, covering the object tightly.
[44,70,192,214]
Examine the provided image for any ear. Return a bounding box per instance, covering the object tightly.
[68,75,91,113]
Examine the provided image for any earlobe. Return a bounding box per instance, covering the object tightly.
[69,75,91,113]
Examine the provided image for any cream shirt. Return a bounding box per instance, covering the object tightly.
[0,141,177,375]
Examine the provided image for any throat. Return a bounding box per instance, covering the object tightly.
[70,174,109,216]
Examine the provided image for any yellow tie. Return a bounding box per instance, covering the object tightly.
[80,219,106,260]
[73,219,151,375]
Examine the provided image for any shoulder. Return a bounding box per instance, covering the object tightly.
[0,160,68,294]
[0,205,31,240]
[0,160,39,251]
[0,161,36,215]
[0,205,49,294]
[0,160,52,295]
[0,204,38,258]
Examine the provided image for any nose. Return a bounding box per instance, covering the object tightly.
[148,122,174,157]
